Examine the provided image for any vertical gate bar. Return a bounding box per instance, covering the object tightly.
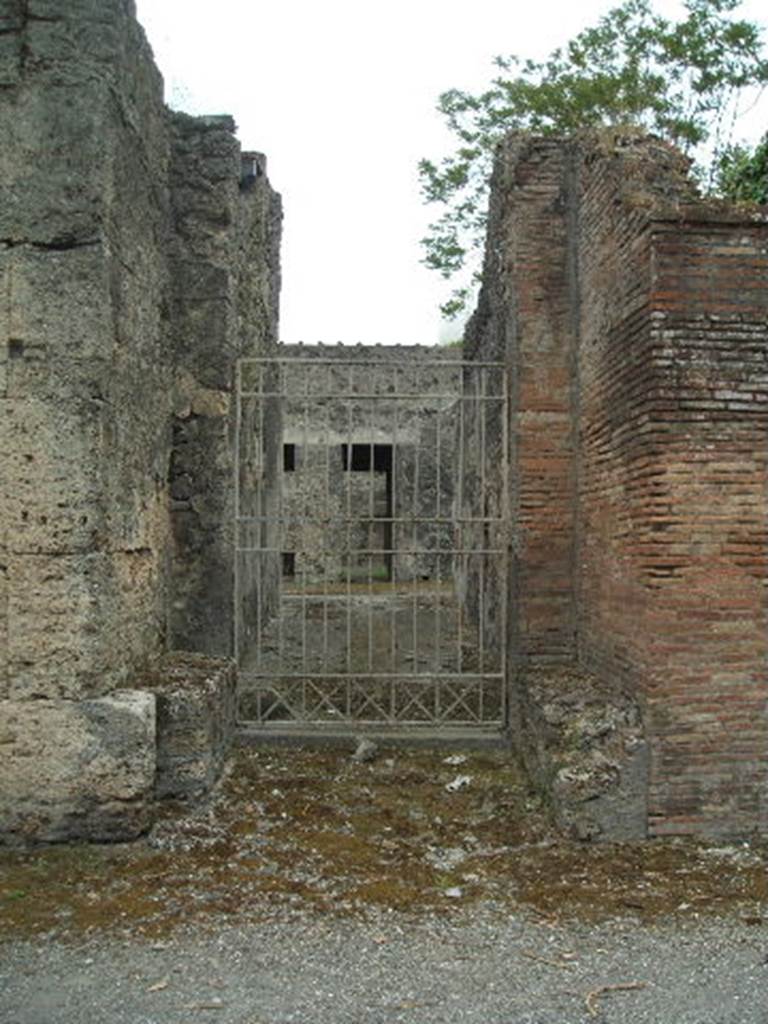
[323,363,331,675]
[301,363,310,683]
[411,364,420,674]
[434,372,443,675]
[368,390,374,672]
[256,362,266,675]
[433,555,440,722]
[433,368,441,721]
[233,359,242,673]
[346,363,353,722]
[346,364,353,675]
[456,368,465,673]
[479,550,486,675]
[478,366,487,675]
[276,362,285,681]
[500,365,510,725]
[390,367,399,674]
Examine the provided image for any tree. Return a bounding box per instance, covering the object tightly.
[419,0,768,318]
[718,133,768,202]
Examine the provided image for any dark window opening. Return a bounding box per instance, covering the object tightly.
[340,443,393,473]
[282,552,295,577]
[283,443,295,471]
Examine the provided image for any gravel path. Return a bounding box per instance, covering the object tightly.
[2,910,767,1024]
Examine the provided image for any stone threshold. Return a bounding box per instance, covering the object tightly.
[236,723,510,751]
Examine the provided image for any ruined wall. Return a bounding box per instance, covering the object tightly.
[0,0,172,702]
[0,0,281,842]
[168,126,282,657]
[464,140,578,664]
[573,140,768,835]
[634,215,768,836]
[450,359,507,677]
[467,130,768,837]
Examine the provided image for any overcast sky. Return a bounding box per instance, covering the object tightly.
[135,0,768,346]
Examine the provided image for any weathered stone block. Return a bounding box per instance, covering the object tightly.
[0,84,110,245]
[3,247,112,367]
[0,397,106,555]
[0,555,7,681]
[0,28,20,87]
[0,691,156,843]
[0,3,23,32]
[2,546,166,703]
[140,653,237,800]
[3,551,114,700]
[170,292,235,391]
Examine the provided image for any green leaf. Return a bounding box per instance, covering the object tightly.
[419,0,768,315]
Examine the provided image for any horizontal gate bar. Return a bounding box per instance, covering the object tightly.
[236,547,506,557]
[239,356,506,368]
[239,391,504,401]
[236,514,505,525]
[239,672,505,681]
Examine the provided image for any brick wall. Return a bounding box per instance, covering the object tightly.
[575,141,693,704]
[471,130,768,836]
[576,144,768,835]
[640,219,768,835]
[465,138,578,663]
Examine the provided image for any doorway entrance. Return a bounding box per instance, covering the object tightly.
[234,350,508,733]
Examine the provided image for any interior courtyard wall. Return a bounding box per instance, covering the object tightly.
[278,345,459,587]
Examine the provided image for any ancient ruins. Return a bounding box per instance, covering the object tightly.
[1,0,766,844]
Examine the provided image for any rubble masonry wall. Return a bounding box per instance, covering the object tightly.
[0,0,280,842]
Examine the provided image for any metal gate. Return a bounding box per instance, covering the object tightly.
[234,351,508,732]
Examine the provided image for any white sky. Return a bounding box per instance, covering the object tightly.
[135,0,768,346]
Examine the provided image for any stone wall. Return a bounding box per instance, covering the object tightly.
[0,0,281,842]
[0,0,172,702]
[278,345,459,586]
[168,123,282,657]
[466,130,768,838]
[143,653,237,800]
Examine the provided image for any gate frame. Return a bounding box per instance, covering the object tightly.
[233,351,510,733]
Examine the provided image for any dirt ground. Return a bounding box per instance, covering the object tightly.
[1,744,766,942]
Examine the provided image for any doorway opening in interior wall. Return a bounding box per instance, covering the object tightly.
[341,442,393,582]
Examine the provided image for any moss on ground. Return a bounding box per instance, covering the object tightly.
[1,746,765,939]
